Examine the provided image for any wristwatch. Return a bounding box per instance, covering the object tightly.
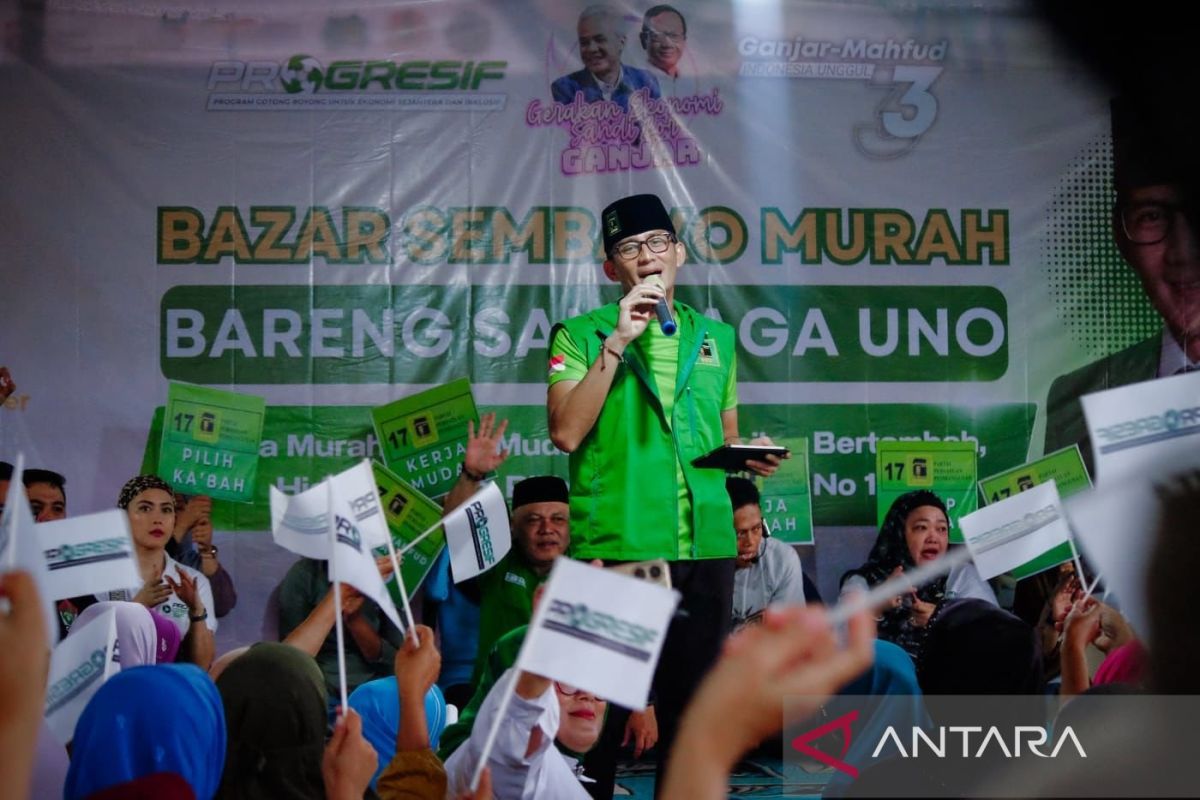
[189,609,208,623]
[461,463,486,482]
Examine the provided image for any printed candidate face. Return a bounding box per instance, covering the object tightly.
[126,488,176,550]
[642,10,686,75]
[578,13,624,81]
[1117,184,1200,361]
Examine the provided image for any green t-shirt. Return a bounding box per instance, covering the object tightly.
[549,306,737,556]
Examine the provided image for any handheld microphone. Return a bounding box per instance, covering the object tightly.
[645,275,677,336]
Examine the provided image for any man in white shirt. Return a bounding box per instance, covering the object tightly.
[639,4,696,98]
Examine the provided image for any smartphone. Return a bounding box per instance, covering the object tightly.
[607,559,672,590]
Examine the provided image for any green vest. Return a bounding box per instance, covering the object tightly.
[470,550,544,684]
[553,302,736,561]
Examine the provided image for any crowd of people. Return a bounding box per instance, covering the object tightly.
[2,86,1197,795]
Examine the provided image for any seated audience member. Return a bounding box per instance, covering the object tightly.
[214,642,330,797]
[438,626,527,761]
[727,477,806,628]
[71,600,181,667]
[64,664,226,800]
[918,598,1044,696]
[0,570,51,800]
[444,666,609,798]
[460,475,570,683]
[15,467,100,637]
[659,606,875,799]
[98,476,216,669]
[1059,595,1141,697]
[169,493,238,618]
[423,550,481,708]
[278,555,403,705]
[23,467,67,522]
[425,413,510,707]
[374,625,453,799]
[846,598,1044,798]
[349,672,448,791]
[840,490,996,659]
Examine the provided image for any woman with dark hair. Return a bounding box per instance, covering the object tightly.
[839,490,996,659]
[99,475,216,669]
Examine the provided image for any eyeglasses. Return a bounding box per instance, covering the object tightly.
[1119,200,1196,245]
[612,233,675,261]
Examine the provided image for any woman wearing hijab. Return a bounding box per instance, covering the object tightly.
[65,663,226,800]
[98,476,216,669]
[70,600,182,667]
[840,490,996,659]
[348,675,448,791]
[215,642,329,799]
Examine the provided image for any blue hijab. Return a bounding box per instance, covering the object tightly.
[65,663,226,800]
[348,677,447,789]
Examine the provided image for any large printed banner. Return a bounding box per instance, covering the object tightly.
[0,0,1166,543]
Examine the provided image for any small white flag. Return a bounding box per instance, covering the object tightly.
[1,453,60,644]
[959,480,1073,580]
[518,558,679,710]
[43,606,119,745]
[1082,370,1200,485]
[271,460,389,559]
[443,482,511,583]
[36,510,140,602]
[328,478,403,632]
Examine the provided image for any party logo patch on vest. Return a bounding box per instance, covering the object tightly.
[698,336,721,367]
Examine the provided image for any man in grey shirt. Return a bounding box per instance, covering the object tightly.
[728,477,806,628]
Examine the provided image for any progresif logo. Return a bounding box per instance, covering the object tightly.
[43,538,130,571]
[334,514,363,552]
[543,599,660,661]
[44,649,107,716]
[206,55,508,112]
[466,500,494,569]
[1094,406,1200,454]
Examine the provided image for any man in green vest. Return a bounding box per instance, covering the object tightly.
[459,475,570,683]
[546,192,780,792]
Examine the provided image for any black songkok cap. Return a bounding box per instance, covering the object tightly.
[601,193,676,254]
[511,475,569,510]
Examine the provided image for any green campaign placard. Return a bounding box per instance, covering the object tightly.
[875,440,977,543]
[158,382,264,502]
[371,378,478,499]
[758,437,814,545]
[977,445,1091,579]
[373,461,446,603]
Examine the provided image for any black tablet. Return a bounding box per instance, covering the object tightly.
[691,444,790,471]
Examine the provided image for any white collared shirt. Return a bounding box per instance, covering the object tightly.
[1157,328,1200,377]
[99,552,217,636]
[444,668,591,800]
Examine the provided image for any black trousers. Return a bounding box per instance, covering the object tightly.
[582,557,734,799]
[652,558,735,797]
